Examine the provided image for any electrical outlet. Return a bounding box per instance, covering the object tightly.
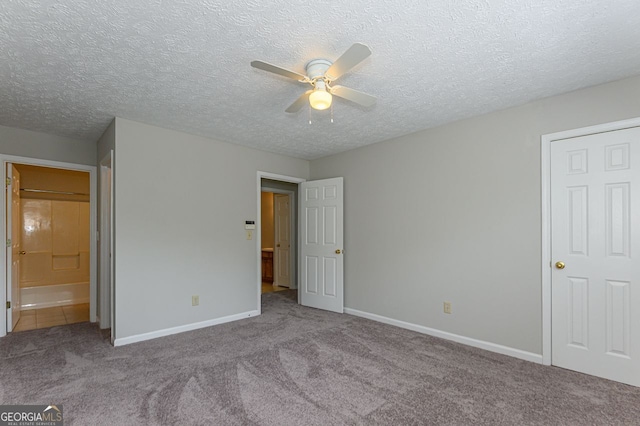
[192,295,199,306]
[443,302,452,314]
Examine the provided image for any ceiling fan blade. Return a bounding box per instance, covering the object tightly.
[324,43,372,81]
[251,60,307,81]
[331,85,376,107]
[286,90,313,113]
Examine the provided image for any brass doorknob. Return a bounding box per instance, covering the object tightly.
[19,251,26,255]
[335,249,342,254]
[555,261,565,269]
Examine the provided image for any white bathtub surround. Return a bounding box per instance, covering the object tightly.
[20,282,89,309]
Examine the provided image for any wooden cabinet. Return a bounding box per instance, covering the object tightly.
[261,250,273,283]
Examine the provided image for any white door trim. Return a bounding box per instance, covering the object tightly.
[1,155,97,337]
[6,163,20,331]
[541,116,640,365]
[99,151,114,333]
[256,172,306,313]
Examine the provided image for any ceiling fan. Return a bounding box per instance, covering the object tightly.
[251,43,376,113]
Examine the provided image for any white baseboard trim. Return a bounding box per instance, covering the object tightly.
[344,307,543,364]
[113,310,260,347]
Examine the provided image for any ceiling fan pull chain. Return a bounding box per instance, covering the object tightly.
[308,103,312,125]
[331,103,334,123]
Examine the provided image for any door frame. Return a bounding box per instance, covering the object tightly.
[0,155,97,337]
[99,151,114,336]
[256,172,305,313]
[7,163,21,330]
[541,116,640,365]
[266,190,295,288]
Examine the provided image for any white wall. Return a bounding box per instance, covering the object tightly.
[113,118,309,340]
[310,75,640,355]
[0,125,96,166]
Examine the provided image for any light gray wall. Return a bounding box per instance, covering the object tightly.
[113,118,309,339]
[310,75,640,355]
[0,125,96,165]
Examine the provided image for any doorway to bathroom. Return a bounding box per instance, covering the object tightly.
[3,159,96,334]
[260,179,297,295]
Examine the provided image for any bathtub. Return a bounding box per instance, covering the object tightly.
[20,282,89,309]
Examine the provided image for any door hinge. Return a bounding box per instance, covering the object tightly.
[5,177,10,187]
[5,239,10,248]
[6,301,10,309]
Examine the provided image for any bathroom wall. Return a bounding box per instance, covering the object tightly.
[20,199,90,288]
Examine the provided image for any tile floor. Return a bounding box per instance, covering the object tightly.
[12,303,90,332]
[261,282,290,294]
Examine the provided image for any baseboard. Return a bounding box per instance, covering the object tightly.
[113,310,260,347]
[344,307,543,364]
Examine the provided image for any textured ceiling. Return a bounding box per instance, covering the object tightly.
[1,1,640,160]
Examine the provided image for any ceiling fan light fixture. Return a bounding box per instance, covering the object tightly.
[309,80,332,110]
[309,88,332,110]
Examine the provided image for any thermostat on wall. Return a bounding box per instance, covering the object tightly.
[245,221,256,230]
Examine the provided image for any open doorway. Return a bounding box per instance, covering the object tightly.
[256,172,345,315]
[260,179,298,294]
[256,171,344,313]
[257,174,304,309]
[7,164,90,332]
[2,156,97,338]
[261,190,294,294]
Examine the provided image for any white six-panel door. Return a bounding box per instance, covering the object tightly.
[300,177,343,313]
[551,127,640,386]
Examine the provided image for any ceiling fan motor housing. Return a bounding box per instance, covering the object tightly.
[305,59,333,81]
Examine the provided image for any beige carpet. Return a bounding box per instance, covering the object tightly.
[1,290,639,425]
